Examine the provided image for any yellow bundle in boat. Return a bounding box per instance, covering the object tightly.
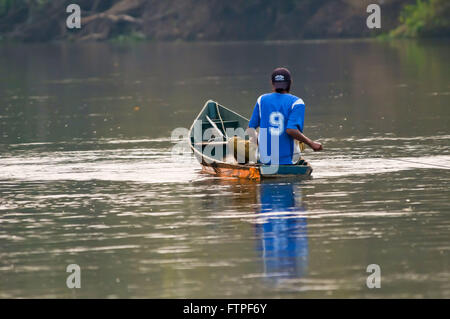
[227,136,258,164]
[297,140,306,152]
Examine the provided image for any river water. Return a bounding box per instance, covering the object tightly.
[0,39,449,298]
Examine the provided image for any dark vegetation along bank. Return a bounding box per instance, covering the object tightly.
[0,0,448,42]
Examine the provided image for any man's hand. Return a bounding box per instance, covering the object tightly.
[309,141,323,152]
[286,128,323,152]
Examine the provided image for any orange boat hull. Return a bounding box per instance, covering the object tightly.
[200,163,261,180]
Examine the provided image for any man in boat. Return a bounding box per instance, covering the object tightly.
[246,67,322,165]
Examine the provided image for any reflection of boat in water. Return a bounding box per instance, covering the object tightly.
[255,182,308,280]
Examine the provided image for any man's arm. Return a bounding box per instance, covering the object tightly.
[286,128,323,151]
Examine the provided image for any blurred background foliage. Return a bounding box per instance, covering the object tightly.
[0,0,448,42]
[391,0,450,37]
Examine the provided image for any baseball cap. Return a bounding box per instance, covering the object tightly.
[271,67,291,90]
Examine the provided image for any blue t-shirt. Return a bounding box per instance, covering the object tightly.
[248,92,305,165]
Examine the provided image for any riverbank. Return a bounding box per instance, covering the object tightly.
[0,0,448,43]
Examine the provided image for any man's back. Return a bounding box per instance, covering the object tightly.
[248,92,305,165]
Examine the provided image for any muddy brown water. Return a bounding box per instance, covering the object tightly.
[0,39,449,298]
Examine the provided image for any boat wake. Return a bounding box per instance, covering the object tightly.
[0,139,200,184]
[312,155,450,179]
[1,136,449,183]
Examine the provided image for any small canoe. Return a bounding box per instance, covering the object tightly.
[189,100,313,180]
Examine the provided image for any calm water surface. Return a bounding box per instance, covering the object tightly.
[0,39,449,298]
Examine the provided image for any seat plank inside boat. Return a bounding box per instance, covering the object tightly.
[201,120,241,132]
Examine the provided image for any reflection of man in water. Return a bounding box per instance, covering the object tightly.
[255,182,308,280]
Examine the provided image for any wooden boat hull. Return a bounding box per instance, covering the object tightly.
[200,162,262,180]
[189,100,313,180]
[197,159,313,180]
